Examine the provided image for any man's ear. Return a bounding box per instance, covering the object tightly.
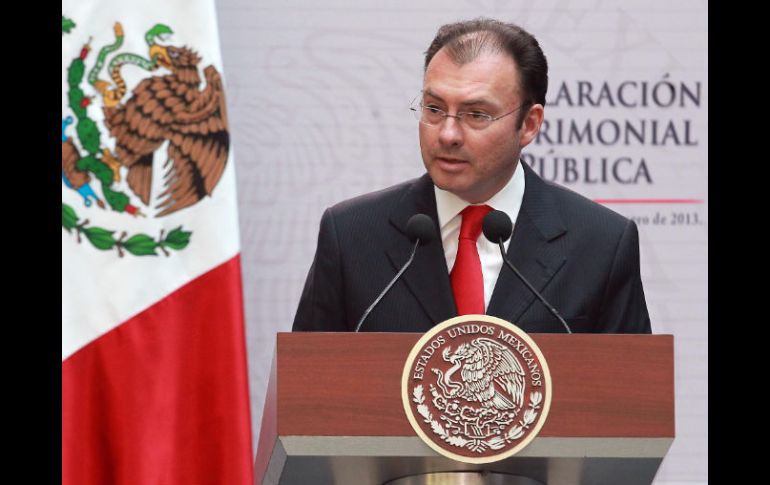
[518,104,544,148]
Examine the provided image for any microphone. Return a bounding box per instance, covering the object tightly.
[354,214,436,332]
[482,210,572,334]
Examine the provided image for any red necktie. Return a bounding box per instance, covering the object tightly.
[450,204,493,315]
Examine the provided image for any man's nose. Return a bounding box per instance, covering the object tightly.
[438,115,464,147]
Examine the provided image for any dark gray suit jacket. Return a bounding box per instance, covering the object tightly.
[293,162,651,334]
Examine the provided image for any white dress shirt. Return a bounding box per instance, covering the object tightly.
[434,162,526,311]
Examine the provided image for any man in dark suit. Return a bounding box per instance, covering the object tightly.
[293,19,651,334]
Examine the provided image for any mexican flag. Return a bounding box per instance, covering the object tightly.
[62,1,252,483]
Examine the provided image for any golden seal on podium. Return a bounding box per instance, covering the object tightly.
[401,314,552,463]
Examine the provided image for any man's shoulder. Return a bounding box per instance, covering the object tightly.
[328,175,427,219]
[526,169,633,239]
[548,181,628,223]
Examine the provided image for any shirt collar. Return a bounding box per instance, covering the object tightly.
[434,161,526,230]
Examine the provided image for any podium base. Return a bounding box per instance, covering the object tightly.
[383,472,545,485]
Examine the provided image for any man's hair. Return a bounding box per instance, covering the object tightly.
[424,18,548,125]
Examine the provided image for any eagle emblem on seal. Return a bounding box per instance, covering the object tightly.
[433,338,525,423]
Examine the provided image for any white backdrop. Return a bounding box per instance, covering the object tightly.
[214,1,707,483]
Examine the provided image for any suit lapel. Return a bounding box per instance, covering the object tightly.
[487,162,567,324]
[386,174,456,326]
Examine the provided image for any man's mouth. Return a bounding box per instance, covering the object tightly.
[436,157,468,164]
[435,157,470,172]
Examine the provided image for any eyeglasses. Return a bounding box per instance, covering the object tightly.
[410,95,524,131]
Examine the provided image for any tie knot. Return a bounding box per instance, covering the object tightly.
[459,205,492,241]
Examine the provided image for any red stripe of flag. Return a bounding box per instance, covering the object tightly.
[62,255,253,485]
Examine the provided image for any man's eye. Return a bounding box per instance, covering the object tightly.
[467,111,490,120]
[425,106,443,114]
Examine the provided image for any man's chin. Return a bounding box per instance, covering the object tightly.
[431,178,474,201]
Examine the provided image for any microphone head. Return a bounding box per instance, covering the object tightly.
[405,214,436,245]
[483,210,513,243]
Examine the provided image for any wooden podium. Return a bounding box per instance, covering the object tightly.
[254,332,674,485]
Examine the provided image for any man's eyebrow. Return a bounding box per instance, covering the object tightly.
[459,99,493,107]
[422,88,444,102]
[422,89,494,108]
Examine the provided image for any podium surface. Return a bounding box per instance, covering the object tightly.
[255,332,674,485]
